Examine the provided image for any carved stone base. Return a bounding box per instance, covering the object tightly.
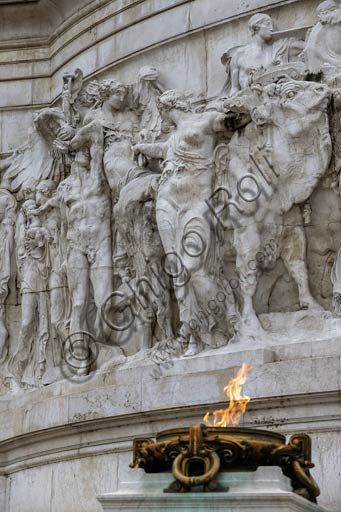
[0,338,339,511]
[97,468,328,511]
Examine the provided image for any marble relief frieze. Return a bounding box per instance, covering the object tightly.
[0,2,340,393]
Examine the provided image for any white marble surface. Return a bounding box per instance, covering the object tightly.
[0,340,340,510]
[97,468,327,512]
[0,0,340,511]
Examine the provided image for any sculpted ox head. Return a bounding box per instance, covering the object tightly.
[250,79,331,138]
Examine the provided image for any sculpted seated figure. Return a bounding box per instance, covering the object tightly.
[134,89,238,357]
[222,13,304,96]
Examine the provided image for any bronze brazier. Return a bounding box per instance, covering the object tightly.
[131,424,320,503]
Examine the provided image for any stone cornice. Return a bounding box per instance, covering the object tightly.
[0,391,340,476]
[0,0,313,101]
[0,0,38,3]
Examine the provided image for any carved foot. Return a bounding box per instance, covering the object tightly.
[184,338,200,357]
[5,376,23,395]
[74,360,91,377]
[99,353,126,373]
[300,297,324,312]
[209,331,228,349]
[239,313,267,339]
[174,335,188,354]
[76,368,90,377]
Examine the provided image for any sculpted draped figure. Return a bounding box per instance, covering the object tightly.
[31,180,69,370]
[134,90,239,356]
[99,79,141,198]
[222,13,304,96]
[303,0,341,73]
[0,190,16,365]
[87,75,174,353]
[97,71,162,198]
[53,74,164,362]
[8,180,69,388]
[0,5,341,392]
[9,198,52,388]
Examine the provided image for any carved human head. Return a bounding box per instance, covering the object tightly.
[316,0,338,22]
[33,108,66,143]
[21,185,36,201]
[99,79,128,110]
[77,81,100,108]
[36,180,57,206]
[248,13,273,41]
[138,66,159,82]
[37,180,57,195]
[21,199,36,215]
[258,79,330,136]
[157,90,191,113]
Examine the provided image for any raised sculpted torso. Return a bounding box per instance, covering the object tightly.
[1,7,341,392]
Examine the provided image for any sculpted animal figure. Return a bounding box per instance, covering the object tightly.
[223,78,332,333]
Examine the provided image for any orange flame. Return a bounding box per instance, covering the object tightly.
[203,363,252,427]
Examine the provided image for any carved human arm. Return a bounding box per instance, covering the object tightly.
[210,111,250,134]
[0,155,12,173]
[15,219,27,273]
[229,52,242,97]
[30,196,60,216]
[133,142,168,160]
[322,8,341,24]
[57,124,76,141]
[53,138,71,154]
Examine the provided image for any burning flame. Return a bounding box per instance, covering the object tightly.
[203,363,252,427]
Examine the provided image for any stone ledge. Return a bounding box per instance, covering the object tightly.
[97,468,328,512]
[0,341,340,433]
[0,336,340,478]
[98,494,326,511]
[0,390,340,475]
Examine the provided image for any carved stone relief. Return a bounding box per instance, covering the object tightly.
[0,9,340,393]
[303,1,341,73]
[0,190,16,365]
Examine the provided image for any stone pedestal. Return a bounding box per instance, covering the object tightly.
[97,468,328,511]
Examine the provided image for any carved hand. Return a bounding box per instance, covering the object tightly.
[24,239,37,252]
[57,124,76,141]
[53,138,71,154]
[29,208,43,217]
